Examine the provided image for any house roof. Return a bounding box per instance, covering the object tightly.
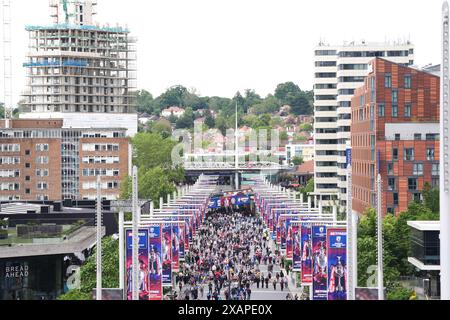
[295,160,314,175]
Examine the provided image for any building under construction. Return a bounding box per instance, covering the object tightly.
[19,0,138,136]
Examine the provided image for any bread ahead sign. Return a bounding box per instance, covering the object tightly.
[5,263,29,279]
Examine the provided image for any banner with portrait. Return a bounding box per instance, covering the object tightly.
[125,228,149,301]
[292,226,301,270]
[148,224,163,300]
[301,225,313,284]
[327,228,347,300]
[171,224,180,271]
[312,226,328,300]
[162,224,172,287]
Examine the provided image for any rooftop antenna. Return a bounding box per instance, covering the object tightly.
[2,0,12,128]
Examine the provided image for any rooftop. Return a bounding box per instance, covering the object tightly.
[407,221,440,231]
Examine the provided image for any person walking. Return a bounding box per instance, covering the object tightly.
[272,277,277,291]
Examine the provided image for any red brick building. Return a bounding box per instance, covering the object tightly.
[351,58,440,216]
[0,119,130,202]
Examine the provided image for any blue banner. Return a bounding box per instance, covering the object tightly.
[312,226,328,300]
[327,228,347,300]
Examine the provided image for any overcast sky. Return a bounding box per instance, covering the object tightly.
[0,0,444,103]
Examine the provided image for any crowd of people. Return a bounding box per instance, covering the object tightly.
[169,208,301,301]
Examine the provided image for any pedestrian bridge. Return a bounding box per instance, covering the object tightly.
[183,161,290,172]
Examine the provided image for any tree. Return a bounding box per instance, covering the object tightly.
[134,90,155,115]
[204,110,215,129]
[251,95,280,115]
[300,178,314,198]
[58,236,119,300]
[423,182,439,213]
[299,123,313,132]
[139,167,177,206]
[274,82,313,115]
[132,133,177,170]
[159,85,188,109]
[175,107,194,129]
[292,156,304,166]
[149,119,172,139]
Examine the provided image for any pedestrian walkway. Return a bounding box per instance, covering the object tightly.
[170,208,307,301]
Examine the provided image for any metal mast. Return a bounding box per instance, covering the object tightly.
[235,101,239,190]
[132,166,140,300]
[441,0,450,301]
[346,165,355,300]
[376,174,384,300]
[96,176,103,301]
[2,0,12,126]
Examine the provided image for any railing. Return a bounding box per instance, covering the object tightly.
[183,161,289,171]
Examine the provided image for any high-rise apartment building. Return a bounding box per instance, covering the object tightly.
[19,0,138,136]
[351,58,440,216]
[0,119,130,201]
[313,41,415,210]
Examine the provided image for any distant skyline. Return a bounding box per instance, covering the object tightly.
[0,0,443,104]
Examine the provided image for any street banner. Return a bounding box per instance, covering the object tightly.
[280,217,289,250]
[301,225,313,284]
[286,224,295,260]
[292,226,301,271]
[312,226,328,300]
[148,224,163,300]
[188,218,194,244]
[208,197,221,209]
[185,220,190,252]
[327,228,347,300]
[162,224,172,287]
[171,224,180,271]
[179,223,186,259]
[125,228,149,301]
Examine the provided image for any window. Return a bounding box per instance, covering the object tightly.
[392,105,398,118]
[432,178,440,188]
[393,193,399,206]
[413,193,423,202]
[413,163,424,176]
[25,150,31,156]
[393,148,399,161]
[404,148,415,161]
[385,74,392,88]
[36,156,49,165]
[405,104,412,117]
[387,208,395,215]
[408,178,418,191]
[426,134,439,141]
[378,104,385,117]
[387,163,394,175]
[414,133,422,141]
[392,90,398,104]
[36,169,49,177]
[37,182,48,190]
[427,148,435,161]
[432,164,440,176]
[404,75,412,89]
[36,144,49,152]
[395,134,401,141]
[388,178,396,191]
